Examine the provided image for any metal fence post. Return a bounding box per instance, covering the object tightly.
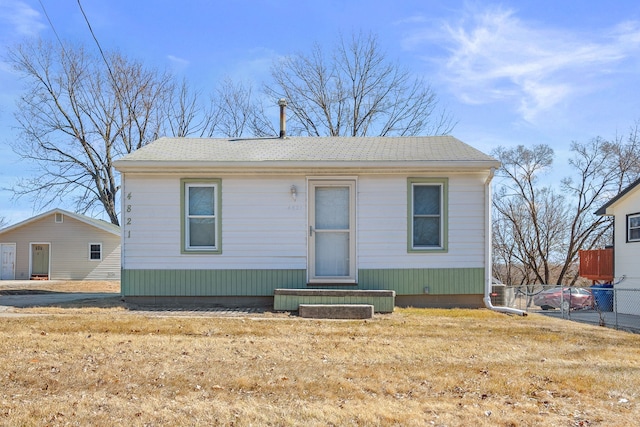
[614,286,618,330]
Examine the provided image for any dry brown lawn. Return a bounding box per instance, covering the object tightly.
[0,283,639,426]
[0,280,119,294]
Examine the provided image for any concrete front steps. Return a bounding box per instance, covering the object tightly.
[298,304,374,319]
[273,289,395,318]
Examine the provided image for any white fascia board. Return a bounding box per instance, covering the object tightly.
[113,160,501,173]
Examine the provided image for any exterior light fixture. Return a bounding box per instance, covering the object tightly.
[290,185,297,202]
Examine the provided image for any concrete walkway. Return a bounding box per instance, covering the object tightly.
[0,280,119,312]
[0,292,118,310]
[0,286,277,318]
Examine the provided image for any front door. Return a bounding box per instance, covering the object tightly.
[0,243,16,280]
[31,243,50,277]
[308,180,356,283]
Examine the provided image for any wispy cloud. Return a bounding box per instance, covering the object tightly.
[405,6,640,122]
[167,55,189,67]
[0,0,46,38]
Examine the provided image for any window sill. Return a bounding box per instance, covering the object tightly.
[307,282,357,287]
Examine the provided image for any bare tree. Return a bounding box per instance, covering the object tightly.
[6,40,276,224]
[492,145,567,286]
[7,39,174,225]
[161,79,214,138]
[493,133,640,289]
[209,78,275,138]
[265,32,455,137]
[608,122,640,186]
[162,78,275,139]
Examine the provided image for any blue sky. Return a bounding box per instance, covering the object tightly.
[2,0,640,224]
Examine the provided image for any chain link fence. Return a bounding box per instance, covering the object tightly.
[491,283,640,333]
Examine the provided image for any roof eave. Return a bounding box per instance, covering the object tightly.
[114,159,501,173]
[0,208,120,236]
[595,176,640,216]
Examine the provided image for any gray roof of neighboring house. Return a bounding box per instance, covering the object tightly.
[595,176,640,216]
[0,208,120,236]
[114,136,500,171]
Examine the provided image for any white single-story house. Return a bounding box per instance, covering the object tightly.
[596,177,640,315]
[113,134,500,309]
[0,208,121,281]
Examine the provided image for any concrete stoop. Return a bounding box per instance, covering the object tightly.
[273,288,395,313]
[298,303,374,319]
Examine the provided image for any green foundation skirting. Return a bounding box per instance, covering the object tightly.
[120,267,485,298]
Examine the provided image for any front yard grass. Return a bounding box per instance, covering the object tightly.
[1,305,639,426]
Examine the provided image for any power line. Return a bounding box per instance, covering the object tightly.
[37,0,65,53]
[76,0,117,84]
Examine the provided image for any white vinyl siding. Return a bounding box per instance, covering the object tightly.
[121,173,488,271]
[0,214,120,280]
[122,175,307,270]
[609,188,640,315]
[614,194,640,277]
[358,175,484,269]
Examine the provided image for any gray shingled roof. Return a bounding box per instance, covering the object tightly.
[114,136,499,170]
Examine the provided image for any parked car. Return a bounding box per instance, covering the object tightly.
[534,287,594,311]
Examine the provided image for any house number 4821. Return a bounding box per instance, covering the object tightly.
[125,192,132,237]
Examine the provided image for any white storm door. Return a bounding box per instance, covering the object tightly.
[308,180,356,283]
[0,243,16,280]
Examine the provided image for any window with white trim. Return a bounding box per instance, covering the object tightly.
[89,243,102,261]
[408,178,448,252]
[182,179,221,252]
[628,213,640,242]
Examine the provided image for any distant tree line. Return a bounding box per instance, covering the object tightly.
[5,32,453,225]
[492,126,640,291]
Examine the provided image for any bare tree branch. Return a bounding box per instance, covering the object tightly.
[7,39,174,225]
[265,32,455,137]
[209,78,274,138]
[493,136,640,289]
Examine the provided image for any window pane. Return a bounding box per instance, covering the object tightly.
[629,215,640,241]
[414,217,440,247]
[90,244,101,260]
[315,187,349,230]
[315,232,349,276]
[189,218,215,247]
[189,187,215,215]
[414,185,440,215]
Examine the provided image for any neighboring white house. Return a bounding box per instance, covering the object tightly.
[0,208,121,280]
[596,177,640,315]
[114,135,499,308]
